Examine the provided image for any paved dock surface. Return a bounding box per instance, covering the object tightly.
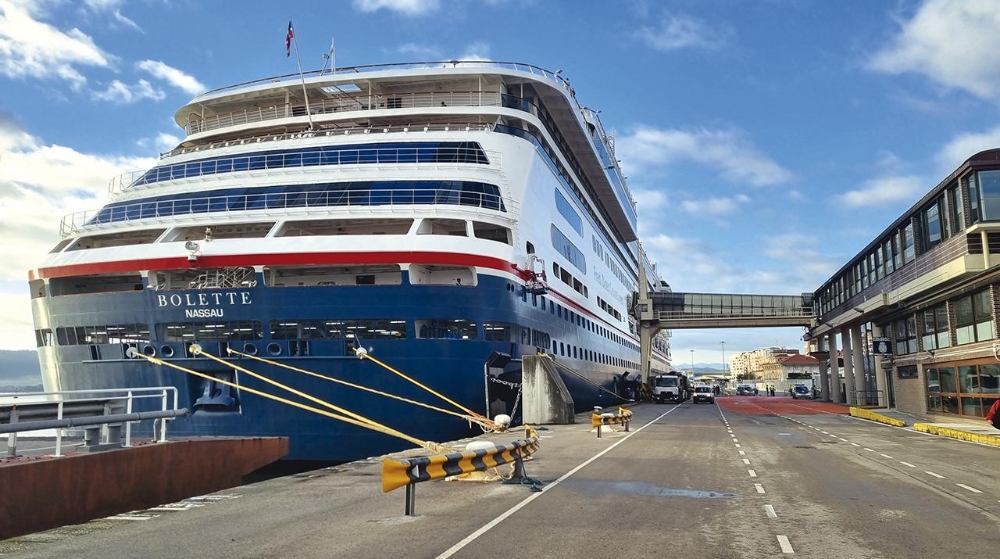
[3,397,999,558]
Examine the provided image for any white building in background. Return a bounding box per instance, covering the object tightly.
[732,347,802,379]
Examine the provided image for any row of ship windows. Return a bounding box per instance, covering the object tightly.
[517,289,638,352]
[35,319,639,369]
[131,141,490,187]
[818,168,1000,315]
[89,180,505,227]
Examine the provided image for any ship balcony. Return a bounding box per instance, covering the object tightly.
[183,90,510,138]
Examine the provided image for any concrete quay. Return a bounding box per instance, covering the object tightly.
[3,398,999,559]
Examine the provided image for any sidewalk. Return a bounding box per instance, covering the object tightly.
[854,407,1000,448]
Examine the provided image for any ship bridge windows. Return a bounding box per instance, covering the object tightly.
[275,218,413,237]
[408,264,476,286]
[269,319,406,341]
[164,222,275,242]
[263,265,402,287]
[49,238,74,254]
[416,319,477,340]
[49,274,144,296]
[160,321,262,342]
[66,229,166,251]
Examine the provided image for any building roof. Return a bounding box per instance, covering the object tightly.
[779,354,819,366]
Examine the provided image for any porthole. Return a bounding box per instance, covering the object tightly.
[267,343,282,356]
[160,345,175,358]
[244,343,259,356]
[142,345,156,357]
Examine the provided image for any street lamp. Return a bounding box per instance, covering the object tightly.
[690,349,695,376]
[720,341,726,379]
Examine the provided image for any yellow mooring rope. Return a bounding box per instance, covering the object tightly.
[225,347,496,431]
[352,347,490,421]
[129,347,445,453]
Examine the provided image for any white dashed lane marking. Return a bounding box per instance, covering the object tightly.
[879,453,893,459]
[925,471,945,479]
[764,504,777,518]
[743,458,751,465]
[956,483,983,494]
[777,535,794,554]
[899,461,916,468]
[754,483,765,494]
[748,470,757,478]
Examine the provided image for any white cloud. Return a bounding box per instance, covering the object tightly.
[111,9,140,32]
[935,126,1000,174]
[617,126,793,186]
[0,0,114,88]
[458,41,490,61]
[0,120,157,286]
[154,132,180,152]
[0,291,34,350]
[680,194,749,216]
[837,175,925,207]
[868,0,1000,100]
[762,233,840,280]
[136,60,204,95]
[352,0,440,16]
[634,11,732,52]
[92,78,166,103]
[397,42,441,59]
[632,187,669,212]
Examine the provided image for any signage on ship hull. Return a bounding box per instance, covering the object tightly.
[155,291,252,318]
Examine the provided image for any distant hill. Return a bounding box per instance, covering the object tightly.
[0,350,42,386]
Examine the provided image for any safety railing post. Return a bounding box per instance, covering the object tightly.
[125,390,133,447]
[55,401,64,457]
[6,407,17,457]
[596,424,602,438]
[404,482,416,516]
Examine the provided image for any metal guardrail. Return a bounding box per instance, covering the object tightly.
[1,387,181,458]
[591,407,632,438]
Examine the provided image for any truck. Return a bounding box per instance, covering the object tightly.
[652,372,690,403]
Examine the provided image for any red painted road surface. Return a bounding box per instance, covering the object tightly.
[715,396,850,416]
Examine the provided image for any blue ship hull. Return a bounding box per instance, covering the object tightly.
[39,274,637,461]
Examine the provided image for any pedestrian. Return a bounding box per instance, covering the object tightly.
[987,398,1000,429]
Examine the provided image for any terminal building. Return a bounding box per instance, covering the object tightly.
[806,149,1000,421]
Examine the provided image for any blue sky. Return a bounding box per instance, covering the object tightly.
[2,0,1000,369]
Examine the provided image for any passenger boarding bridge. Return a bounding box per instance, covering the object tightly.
[633,265,816,384]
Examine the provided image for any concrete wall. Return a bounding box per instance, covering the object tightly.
[521,355,575,425]
[894,367,927,415]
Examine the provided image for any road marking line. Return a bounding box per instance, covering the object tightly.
[880,453,893,459]
[748,469,757,478]
[735,444,741,448]
[765,504,777,518]
[434,405,683,559]
[899,461,916,468]
[743,458,751,465]
[838,438,848,442]
[821,431,829,435]
[956,483,982,494]
[925,471,944,479]
[738,450,746,456]
[864,448,875,452]
[754,483,765,494]
[733,439,739,443]
[851,443,860,447]
[777,535,794,554]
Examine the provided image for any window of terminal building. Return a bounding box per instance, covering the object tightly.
[967,173,981,224]
[921,305,951,350]
[921,197,945,250]
[893,316,917,355]
[902,223,915,263]
[949,182,965,234]
[978,170,1000,220]
[954,289,994,344]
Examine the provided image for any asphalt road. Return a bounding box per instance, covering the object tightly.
[3,398,998,558]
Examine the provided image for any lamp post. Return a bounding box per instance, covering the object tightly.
[720,341,726,380]
[690,349,695,376]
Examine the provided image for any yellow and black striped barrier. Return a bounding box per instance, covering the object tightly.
[382,436,540,515]
[591,407,632,438]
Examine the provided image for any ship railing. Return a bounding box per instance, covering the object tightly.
[0,387,182,459]
[158,122,495,161]
[108,141,502,197]
[61,188,508,237]
[192,61,567,101]
[653,309,815,320]
[184,90,503,136]
[188,267,257,289]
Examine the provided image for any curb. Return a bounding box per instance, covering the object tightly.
[912,423,1000,448]
[848,407,906,427]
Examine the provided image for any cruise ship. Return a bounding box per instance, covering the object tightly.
[28,61,672,462]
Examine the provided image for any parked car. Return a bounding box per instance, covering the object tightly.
[792,384,812,399]
[736,384,758,396]
[692,384,715,404]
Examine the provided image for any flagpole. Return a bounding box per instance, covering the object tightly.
[291,22,314,131]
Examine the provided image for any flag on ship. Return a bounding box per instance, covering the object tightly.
[285,20,294,57]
